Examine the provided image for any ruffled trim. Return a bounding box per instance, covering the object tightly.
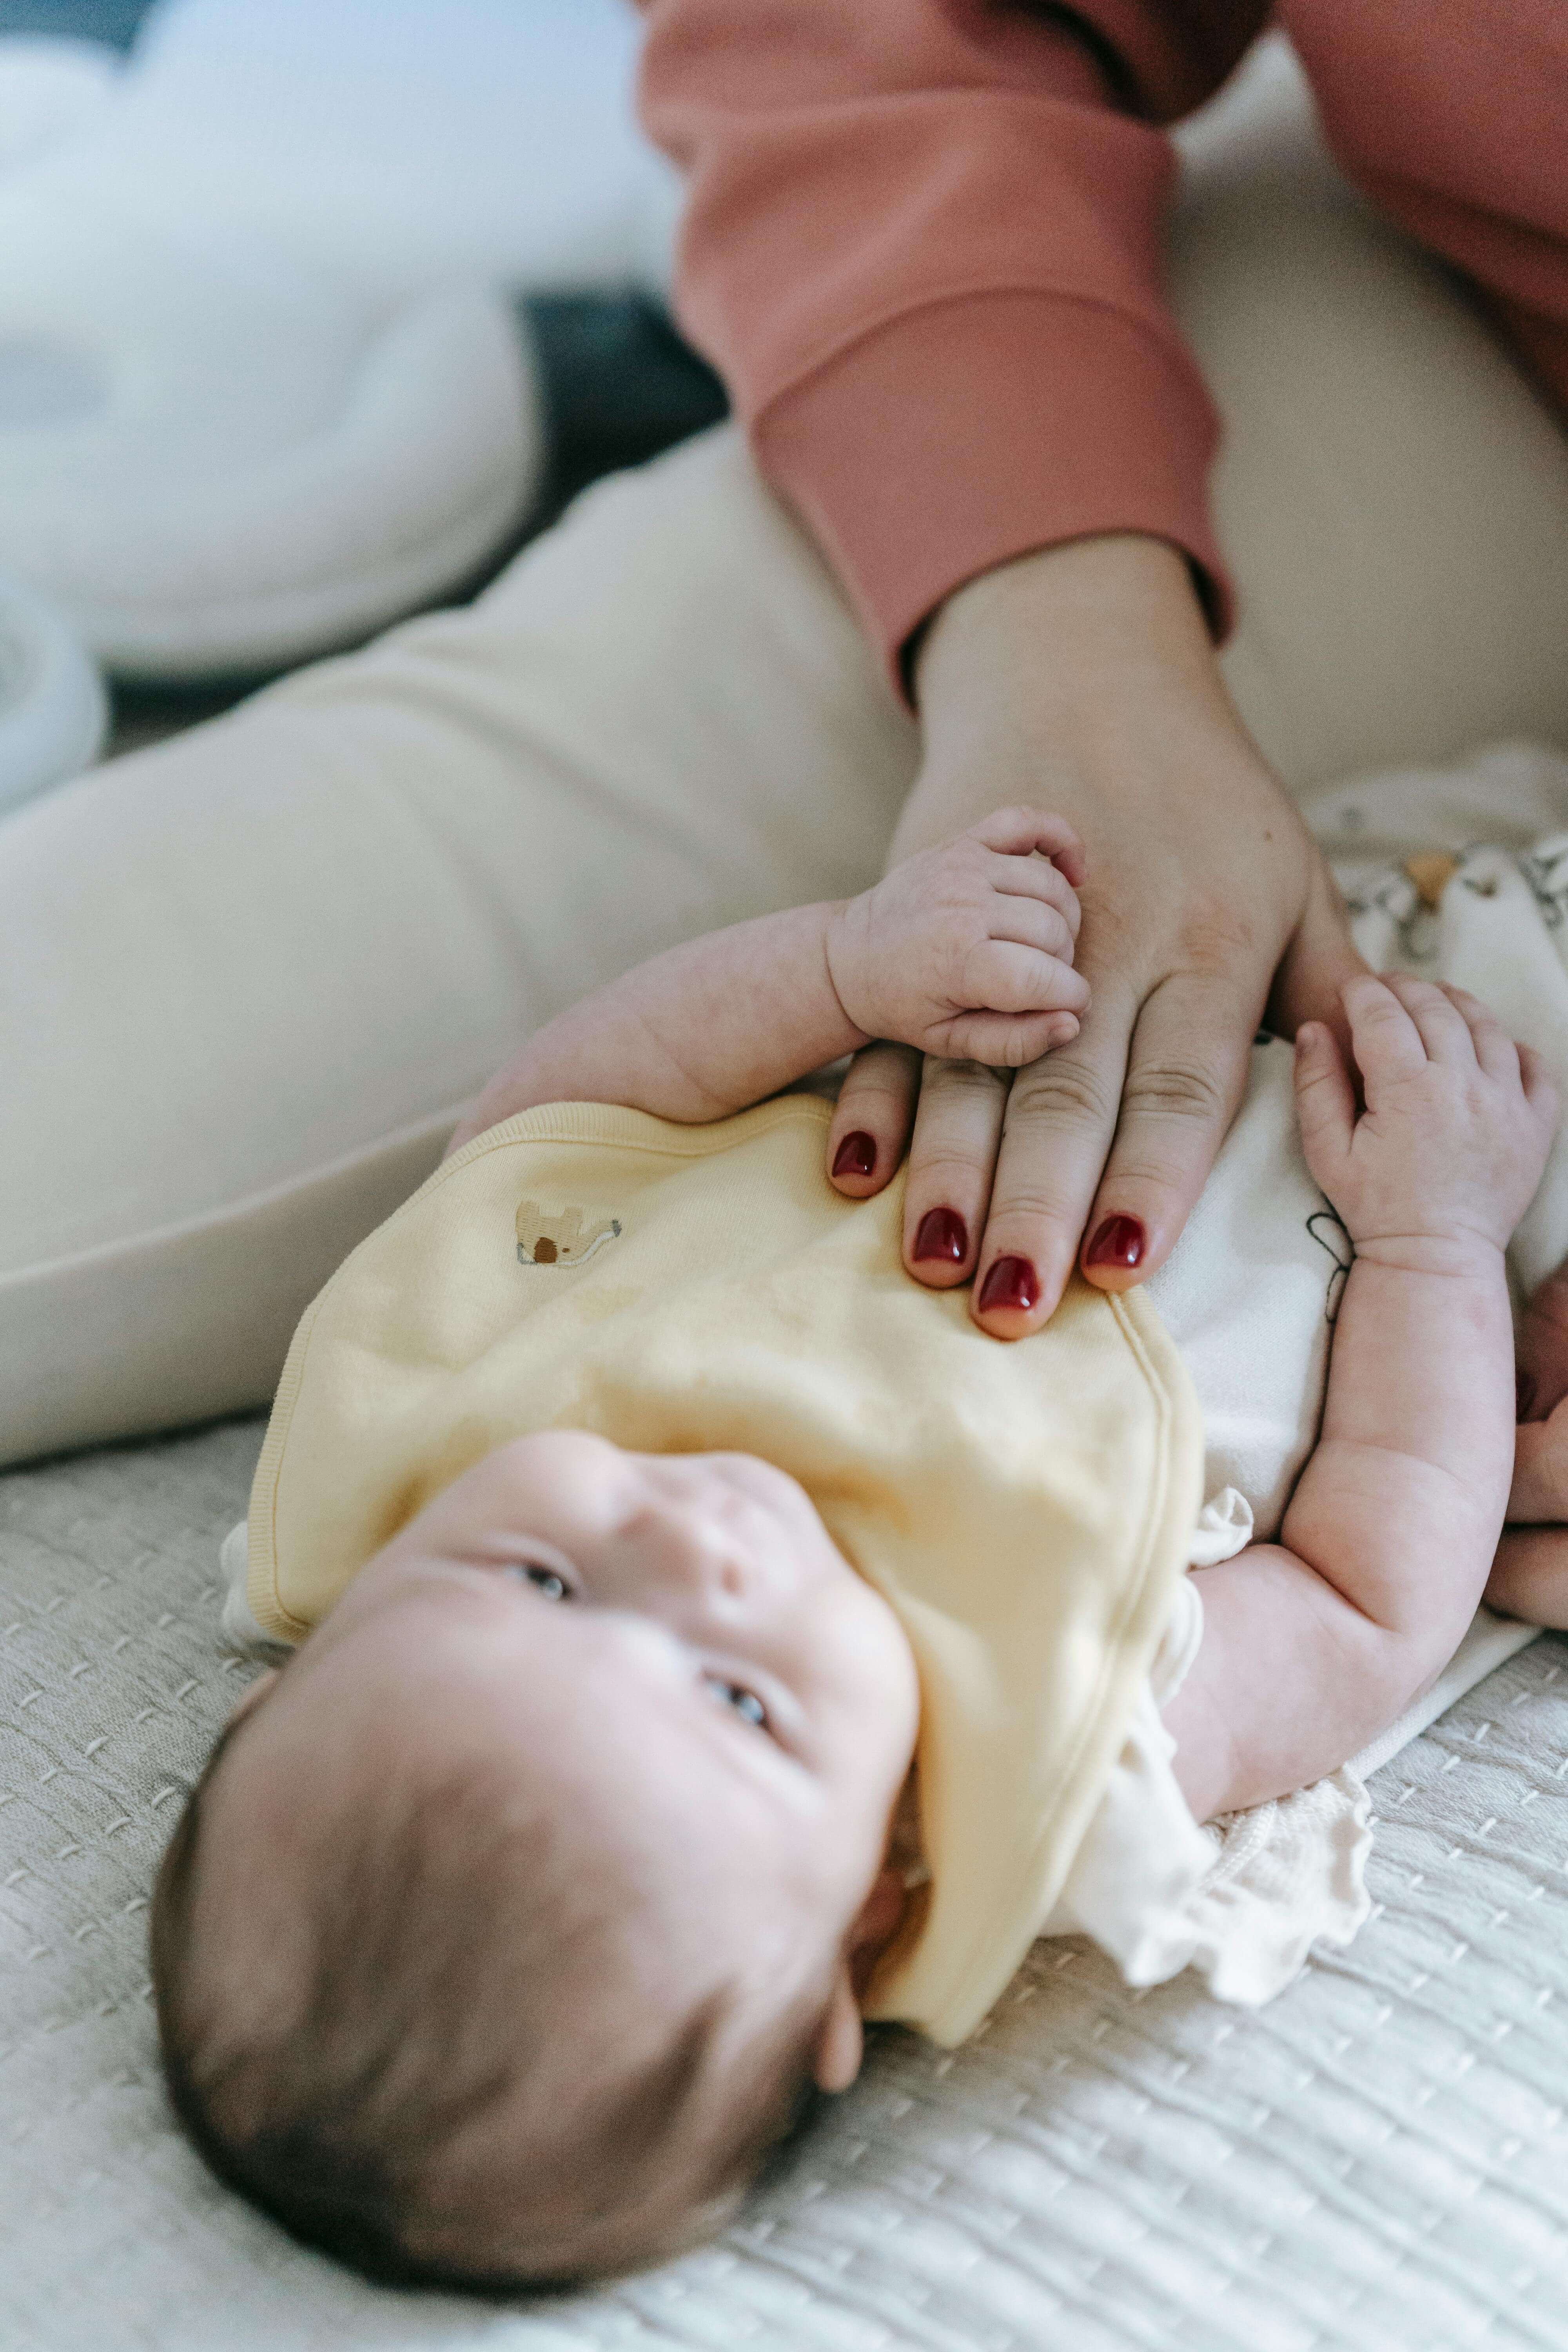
[1046,1487,1372,2007]
[1129,1769,1371,2006]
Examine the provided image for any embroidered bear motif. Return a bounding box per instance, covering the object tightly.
[515,1200,622,1268]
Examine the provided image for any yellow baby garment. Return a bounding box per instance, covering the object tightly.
[246,1095,1202,2045]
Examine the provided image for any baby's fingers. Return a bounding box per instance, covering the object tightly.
[962,939,1089,1017]
[984,891,1078,964]
[1381,972,1477,1067]
[984,845,1083,943]
[967,806,1087,892]
[946,1009,1082,1067]
[1439,983,1519,1084]
[1341,972,1426,1082]
[1293,1019,1356,1171]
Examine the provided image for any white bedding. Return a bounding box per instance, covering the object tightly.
[4,1414,1567,2352]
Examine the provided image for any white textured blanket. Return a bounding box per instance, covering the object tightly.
[4,1415,1567,2352]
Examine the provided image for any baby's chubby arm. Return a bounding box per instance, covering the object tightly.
[1165,976,1557,1824]
[446,809,1088,1149]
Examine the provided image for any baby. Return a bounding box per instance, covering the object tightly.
[151,809,1562,2293]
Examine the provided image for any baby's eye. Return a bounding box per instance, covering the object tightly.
[508,1563,570,1602]
[703,1673,767,1729]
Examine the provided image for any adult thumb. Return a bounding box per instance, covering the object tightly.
[1266,854,1370,1049]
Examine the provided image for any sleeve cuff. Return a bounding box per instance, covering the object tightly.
[752,289,1234,704]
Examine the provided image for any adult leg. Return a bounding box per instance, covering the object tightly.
[2,428,915,1461]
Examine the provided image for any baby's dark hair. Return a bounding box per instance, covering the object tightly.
[149,1695,834,2292]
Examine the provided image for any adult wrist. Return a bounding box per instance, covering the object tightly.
[914,533,1225,746]
[893,532,1277,872]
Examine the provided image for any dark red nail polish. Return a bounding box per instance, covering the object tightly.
[1086,1214,1146,1271]
[913,1206,969,1264]
[833,1131,877,1180]
[978,1255,1040,1314]
[1518,1371,1538,1422]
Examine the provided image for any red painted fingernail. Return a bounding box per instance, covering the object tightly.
[1518,1371,1537,1422]
[977,1256,1040,1314]
[1086,1214,1145,1271]
[833,1131,877,1179]
[912,1207,969,1264]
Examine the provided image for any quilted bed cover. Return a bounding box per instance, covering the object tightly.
[4,1414,1568,2352]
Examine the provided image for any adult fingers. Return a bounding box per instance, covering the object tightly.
[901,1056,1009,1288]
[1508,1406,1568,1523]
[1486,1528,1568,1625]
[1517,1262,1568,1424]
[1068,970,1258,1301]
[827,1041,919,1197]
[968,806,1087,889]
[958,975,1138,1332]
[1267,850,1367,1027]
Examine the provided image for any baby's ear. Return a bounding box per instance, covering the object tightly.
[810,1969,863,2094]
[812,1865,909,2092]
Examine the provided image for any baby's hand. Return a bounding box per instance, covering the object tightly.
[824,808,1090,1067]
[1294,974,1556,1264]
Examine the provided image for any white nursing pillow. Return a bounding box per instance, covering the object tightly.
[0,0,675,681]
[0,570,107,812]
[0,36,120,176]
[0,205,542,679]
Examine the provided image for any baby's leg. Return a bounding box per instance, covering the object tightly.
[0,427,916,1463]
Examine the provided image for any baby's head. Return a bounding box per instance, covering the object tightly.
[151,1434,919,2288]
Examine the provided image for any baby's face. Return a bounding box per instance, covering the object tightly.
[350,1431,918,1807]
[237,1434,920,2055]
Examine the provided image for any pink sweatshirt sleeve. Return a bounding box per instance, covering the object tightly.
[636,1,1266,693]
[1285,1,1568,429]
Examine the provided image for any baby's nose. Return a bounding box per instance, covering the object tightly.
[629,1501,750,1607]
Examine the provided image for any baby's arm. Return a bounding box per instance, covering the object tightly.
[447,809,1087,1150]
[1164,976,1557,1824]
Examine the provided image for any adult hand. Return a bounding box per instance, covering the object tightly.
[1488,1259,1568,1628]
[825,533,1368,1334]
[1507,1261,1568,1522]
